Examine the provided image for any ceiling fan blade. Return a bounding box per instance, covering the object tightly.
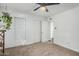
[45,3,60,6]
[33,6,40,11]
[37,3,60,6]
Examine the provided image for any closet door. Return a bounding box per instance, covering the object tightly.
[41,21,50,42]
[5,18,15,48]
[26,19,40,44]
[14,17,26,45]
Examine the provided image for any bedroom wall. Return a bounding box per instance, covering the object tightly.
[51,6,79,52]
[5,11,50,48]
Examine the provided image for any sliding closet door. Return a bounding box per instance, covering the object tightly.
[26,19,40,44]
[5,18,15,48]
[14,17,26,45]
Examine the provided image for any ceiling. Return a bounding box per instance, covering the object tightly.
[0,3,79,17]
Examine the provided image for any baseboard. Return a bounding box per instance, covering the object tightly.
[54,42,79,53]
[5,41,41,49]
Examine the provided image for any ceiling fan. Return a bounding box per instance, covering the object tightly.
[33,3,60,12]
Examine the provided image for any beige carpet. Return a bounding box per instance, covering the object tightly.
[0,42,79,56]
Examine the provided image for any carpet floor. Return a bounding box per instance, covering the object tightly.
[0,42,79,56]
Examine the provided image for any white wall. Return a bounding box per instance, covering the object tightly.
[52,6,79,52]
[4,10,50,48]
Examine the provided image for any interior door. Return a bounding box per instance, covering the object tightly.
[14,17,26,45]
[26,20,40,44]
[41,21,50,42]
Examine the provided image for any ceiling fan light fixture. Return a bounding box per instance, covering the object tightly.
[40,6,46,12]
[34,3,60,12]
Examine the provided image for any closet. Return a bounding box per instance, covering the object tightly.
[5,15,50,48]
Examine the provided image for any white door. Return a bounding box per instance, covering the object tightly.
[26,20,40,44]
[14,17,26,45]
[41,21,50,42]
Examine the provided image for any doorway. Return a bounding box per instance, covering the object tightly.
[50,20,55,42]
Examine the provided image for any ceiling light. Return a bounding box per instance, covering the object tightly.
[40,6,46,12]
